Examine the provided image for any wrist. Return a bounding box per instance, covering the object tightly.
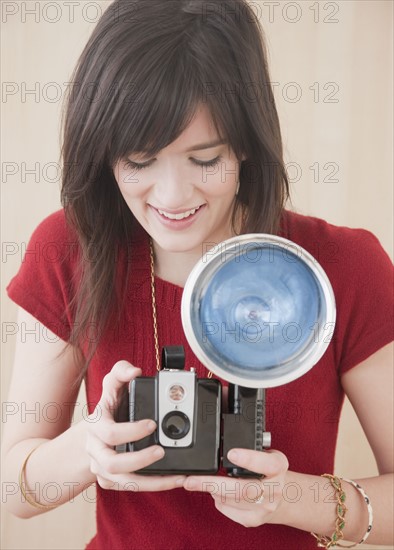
[73,419,96,482]
[265,469,294,526]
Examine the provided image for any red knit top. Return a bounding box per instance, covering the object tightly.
[6,209,394,550]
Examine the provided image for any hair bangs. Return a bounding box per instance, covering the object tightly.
[107,48,209,164]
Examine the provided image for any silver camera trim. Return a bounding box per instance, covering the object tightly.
[157,370,196,447]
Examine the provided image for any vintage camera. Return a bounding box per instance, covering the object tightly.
[117,234,336,477]
[119,345,268,476]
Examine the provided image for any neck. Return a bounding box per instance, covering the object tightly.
[151,207,246,287]
[152,242,213,288]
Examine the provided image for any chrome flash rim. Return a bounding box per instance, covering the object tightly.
[181,234,336,389]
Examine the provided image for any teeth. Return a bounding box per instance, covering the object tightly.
[158,206,200,220]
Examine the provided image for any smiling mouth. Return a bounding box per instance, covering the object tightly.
[154,205,204,221]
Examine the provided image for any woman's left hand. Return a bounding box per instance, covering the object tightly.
[183,448,289,528]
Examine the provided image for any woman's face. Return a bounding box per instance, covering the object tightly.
[113,105,242,254]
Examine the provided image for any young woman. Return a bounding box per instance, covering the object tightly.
[3,1,393,549]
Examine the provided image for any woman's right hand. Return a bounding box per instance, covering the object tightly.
[86,360,186,492]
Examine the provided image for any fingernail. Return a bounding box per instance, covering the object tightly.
[185,478,197,490]
[147,421,156,432]
[153,447,165,459]
[175,477,185,486]
[228,450,239,461]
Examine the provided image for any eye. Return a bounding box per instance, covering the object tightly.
[192,156,222,168]
[123,159,152,172]
[123,156,222,172]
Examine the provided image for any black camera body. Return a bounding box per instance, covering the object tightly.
[117,346,269,477]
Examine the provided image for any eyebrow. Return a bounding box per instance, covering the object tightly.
[185,139,227,152]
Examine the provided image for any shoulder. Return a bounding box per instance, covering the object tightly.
[7,208,81,294]
[22,208,82,269]
[281,209,392,273]
[281,208,393,333]
[281,210,393,374]
[281,208,380,246]
[27,208,77,244]
[6,209,81,340]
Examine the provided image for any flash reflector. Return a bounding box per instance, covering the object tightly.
[181,234,336,388]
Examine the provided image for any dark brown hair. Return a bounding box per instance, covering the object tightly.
[60,0,289,380]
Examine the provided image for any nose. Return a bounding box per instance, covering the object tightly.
[152,161,195,209]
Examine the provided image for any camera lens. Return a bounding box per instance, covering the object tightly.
[161,411,190,440]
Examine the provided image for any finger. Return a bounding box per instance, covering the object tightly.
[88,419,157,447]
[87,427,166,473]
[183,475,259,493]
[91,444,169,475]
[212,499,266,528]
[101,360,141,406]
[210,479,269,509]
[226,448,289,477]
[183,475,222,493]
[96,472,186,492]
[183,475,264,502]
[95,361,141,418]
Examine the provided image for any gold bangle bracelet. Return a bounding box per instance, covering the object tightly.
[19,446,58,510]
[311,474,374,549]
[311,474,347,549]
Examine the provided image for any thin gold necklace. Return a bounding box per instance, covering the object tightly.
[149,238,161,372]
[149,238,212,377]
